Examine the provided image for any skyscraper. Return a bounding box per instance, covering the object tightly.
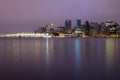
[105,20,117,34]
[65,20,68,29]
[68,20,72,29]
[65,19,72,30]
[50,24,54,29]
[49,24,54,33]
[85,21,90,36]
[76,17,81,28]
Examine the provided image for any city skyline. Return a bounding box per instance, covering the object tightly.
[0,0,120,33]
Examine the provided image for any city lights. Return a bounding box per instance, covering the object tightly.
[0,19,120,38]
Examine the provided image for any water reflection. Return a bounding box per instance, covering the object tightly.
[105,39,114,77]
[75,39,81,72]
[96,39,101,64]
[46,38,50,66]
[95,39,104,66]
[0,38,120,80]
[49,39,54,60]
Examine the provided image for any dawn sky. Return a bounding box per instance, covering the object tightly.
[0,0,120,33]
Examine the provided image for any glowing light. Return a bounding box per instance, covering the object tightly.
[76,17,80,20]
[0,33,51,38]
[51,24,54,26]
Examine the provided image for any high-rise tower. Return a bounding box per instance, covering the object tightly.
[76,17,81,28]
[65,19,72,30]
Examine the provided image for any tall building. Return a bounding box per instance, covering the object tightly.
[65,19,72,31]
[49,24,55,33]
[105,20,117,34]
[85,21,90,36]
[50,24,54,29]
[65,20,68,29]
[76,17,81,28]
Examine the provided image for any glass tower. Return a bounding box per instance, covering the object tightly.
[76,17,81,28]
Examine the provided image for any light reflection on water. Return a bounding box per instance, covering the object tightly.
[46,38,49,66]
[75,39,81,72]
[106,39,114,71]
[0,38,120,80]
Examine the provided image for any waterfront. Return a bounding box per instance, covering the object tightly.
[0,38,120,80]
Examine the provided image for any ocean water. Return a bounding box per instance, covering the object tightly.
[0,38,120,80]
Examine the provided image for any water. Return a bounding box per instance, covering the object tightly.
[0,38,120,80]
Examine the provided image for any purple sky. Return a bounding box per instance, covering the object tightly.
[0,0,120,33]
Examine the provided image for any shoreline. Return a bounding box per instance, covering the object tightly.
[0,33,120,38]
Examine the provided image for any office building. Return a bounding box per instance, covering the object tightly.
[76,17,81,28]
[65,19,72,31]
